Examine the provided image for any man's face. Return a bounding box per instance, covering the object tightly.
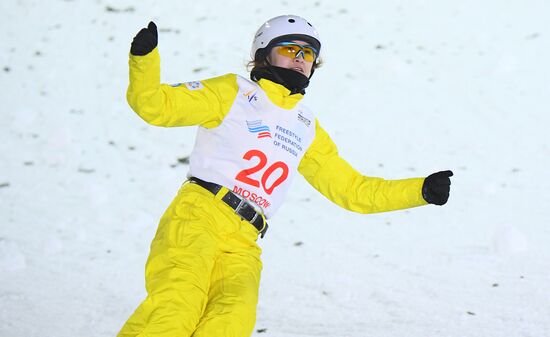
[267,40,316,78]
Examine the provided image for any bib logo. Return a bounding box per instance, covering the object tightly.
[246,120,272,139]
[297,111,311,127]
[243,90,258,103]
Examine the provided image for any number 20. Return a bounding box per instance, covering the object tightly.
[235,149,289,195]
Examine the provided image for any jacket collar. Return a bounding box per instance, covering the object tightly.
[257,78,304,110]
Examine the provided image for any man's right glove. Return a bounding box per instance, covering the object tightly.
[130,21,158,56]
[422,170,453,205]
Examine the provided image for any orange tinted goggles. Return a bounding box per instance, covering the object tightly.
[274,42,318,62]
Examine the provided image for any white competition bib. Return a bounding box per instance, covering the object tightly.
[188,76,316,218]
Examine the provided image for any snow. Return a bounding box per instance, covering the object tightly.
[1,0,549,336]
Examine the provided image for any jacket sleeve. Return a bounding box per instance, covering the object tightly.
[126,48,238,128]
[298,119,428,214]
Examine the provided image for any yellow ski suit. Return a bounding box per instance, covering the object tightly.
[118,48,428,337]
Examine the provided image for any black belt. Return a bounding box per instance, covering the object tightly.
[188,177,268,238]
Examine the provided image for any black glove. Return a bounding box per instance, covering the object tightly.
[130,21,158,56]
[422,170,453,205]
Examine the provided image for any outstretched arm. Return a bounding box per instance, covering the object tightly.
[298,120,451,214]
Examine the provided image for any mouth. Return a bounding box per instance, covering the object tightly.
[290,67,304,74]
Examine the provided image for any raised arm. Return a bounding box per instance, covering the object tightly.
[127,22,238,128]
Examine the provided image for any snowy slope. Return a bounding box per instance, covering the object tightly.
[1,1,549,336]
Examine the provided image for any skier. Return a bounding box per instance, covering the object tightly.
[118,15,453,337]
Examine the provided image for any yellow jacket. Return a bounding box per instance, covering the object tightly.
[127,48,428,214]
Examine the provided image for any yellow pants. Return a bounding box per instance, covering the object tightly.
[118,182,263,337]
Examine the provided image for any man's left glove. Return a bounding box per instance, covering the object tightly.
[422,170,453,205]
[130,21,158,56]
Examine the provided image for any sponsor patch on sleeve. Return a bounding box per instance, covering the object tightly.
[184,81,204,90]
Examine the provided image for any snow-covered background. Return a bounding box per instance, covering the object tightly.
[1,0,549,336]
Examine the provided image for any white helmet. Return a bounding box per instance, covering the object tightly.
[251,15,321,61]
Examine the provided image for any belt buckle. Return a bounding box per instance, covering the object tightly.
[233,195,256,222]
[234,197,246,214]
[232,194,266,238]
